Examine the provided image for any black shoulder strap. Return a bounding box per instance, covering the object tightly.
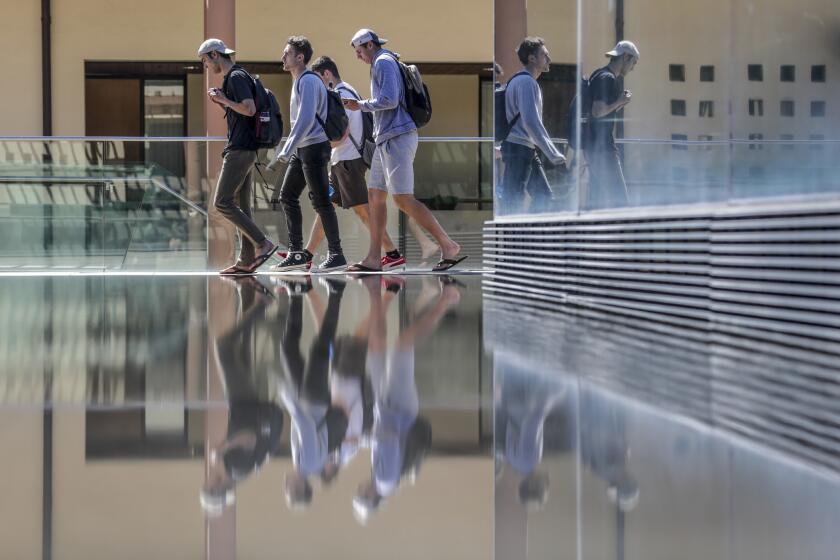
[504,71,531,128]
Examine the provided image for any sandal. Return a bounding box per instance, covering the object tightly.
[432,255,469,272]
[220,262,256,276]
[345,263,383,273]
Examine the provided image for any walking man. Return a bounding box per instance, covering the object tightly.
[268,37,347,272]
[583,40,639,209]
[302,55,406,270]
[343,29,467,272]
[498,37,567,216]
[199,38,278,275]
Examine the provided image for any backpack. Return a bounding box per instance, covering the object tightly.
[299,71,348,142]
[566,68,608,150]
[253,76,284,149]
[384,54,432,128]
[494,71,530,142]
[223,66,284,149]
[336,85,376,168]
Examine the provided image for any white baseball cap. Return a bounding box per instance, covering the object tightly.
[198,38,236,57]
[351,28,388,48]
[605,40,640,59]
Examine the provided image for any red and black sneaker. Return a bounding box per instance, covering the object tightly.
[381,253,406,271]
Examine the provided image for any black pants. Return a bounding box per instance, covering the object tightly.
[278,289,343,406]
[498,141,552,216]
[278,142,343,254]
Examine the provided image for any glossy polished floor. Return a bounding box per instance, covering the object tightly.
[1,273,839,559]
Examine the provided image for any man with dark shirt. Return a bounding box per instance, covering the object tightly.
[584,40,640,209]
[199,38,278,275]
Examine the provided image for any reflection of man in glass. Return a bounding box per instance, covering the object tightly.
[353,276,460,522]
[583,41,640,210]
[578,384,639,512]
[202,277,285,516]
[495,360,566,510]
[275,277,349,509]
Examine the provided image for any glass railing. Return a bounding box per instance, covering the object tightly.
[494,137,840,217]
[0,137,494,271]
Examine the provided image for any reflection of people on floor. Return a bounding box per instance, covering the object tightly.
[353,275,460,523]
[328,299,376,471]
[578,385,639,512]
[495,362,566,510]
[202,277,285,516]
[275,277,349,509]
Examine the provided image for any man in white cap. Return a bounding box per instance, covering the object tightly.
[342,29,467,273]
[198,38,278,275]
[583,40,640,209]
[497,37,567,216]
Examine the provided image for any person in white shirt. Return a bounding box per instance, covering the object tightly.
[300,56,406,271]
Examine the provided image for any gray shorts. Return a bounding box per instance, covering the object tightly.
[369,131,419,195]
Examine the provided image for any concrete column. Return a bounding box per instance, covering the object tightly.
[204,5,236,560]
[205,0,236,270]
[494,0,527,83]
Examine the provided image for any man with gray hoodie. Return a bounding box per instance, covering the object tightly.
[268,36,347,272]
[498,37,566,216]
[342,29,466,273]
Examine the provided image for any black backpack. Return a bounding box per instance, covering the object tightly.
[385,54,432,128]
[494,71,530,142]
[336,85,376,167]
[566,69,607,150]
[299,71,348,141]
[253,76,284,149]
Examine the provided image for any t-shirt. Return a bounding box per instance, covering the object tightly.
[332,82,365,163]
[588,67,622,151]
[222,65,258,154]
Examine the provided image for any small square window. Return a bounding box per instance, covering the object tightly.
[780,65,795,82]
[671,100,687,116]
[749,133,764,150]
[811,65,826,82]
[780,100,795,117]
[748,99,764,116]
[671,133,688,150]
[748,64,763,81]
[811,101,826,117]
[669,64,685,82]
[698,134,714,150]
[810,134,825,151]
[700,66,715,82]
[699,101,714,117]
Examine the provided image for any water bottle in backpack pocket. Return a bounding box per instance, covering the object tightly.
[253,76,284,149]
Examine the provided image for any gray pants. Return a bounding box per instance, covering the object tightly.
[584,147,629,210]
[214,149,266,262]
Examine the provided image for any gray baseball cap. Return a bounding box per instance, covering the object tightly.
[198,38,236,57]
[605,40,639,59]
[351,28,388,48]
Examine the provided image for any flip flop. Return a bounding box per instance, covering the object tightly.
[220,263,255,276]
[432,255,469,272]
[249,243,278,272]
[346,263,383,273]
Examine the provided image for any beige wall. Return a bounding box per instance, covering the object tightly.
[0,0,491,137]
[0,1,42,134]
[51,0,204,136]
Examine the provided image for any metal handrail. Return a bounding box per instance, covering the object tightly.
[0,176,208,217]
